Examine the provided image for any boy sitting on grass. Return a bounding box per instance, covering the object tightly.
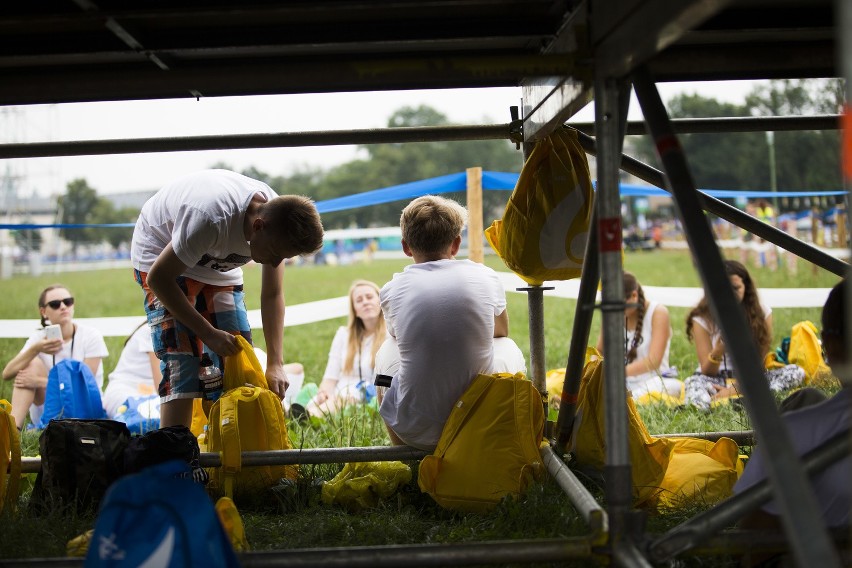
[375,195,525,451]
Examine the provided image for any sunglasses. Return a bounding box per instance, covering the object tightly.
[44,297,75,310]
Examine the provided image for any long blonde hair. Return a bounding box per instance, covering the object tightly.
[342,279,387,375]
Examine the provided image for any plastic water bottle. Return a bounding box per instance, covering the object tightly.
[197,425,209,452]
[199,353,223,401]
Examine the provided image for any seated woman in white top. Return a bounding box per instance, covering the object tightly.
[2,284,109,429]
[684,259,803,409]
[596,271,682,402]
[292,280,388,419]
[102,322,161,418]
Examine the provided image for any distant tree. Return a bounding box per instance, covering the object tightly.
[317,105,523,228]
[745,79,843,201]
[11,219,42,253]
[90,202,136,250]
[627,79,844,212]
[57,179,101,255]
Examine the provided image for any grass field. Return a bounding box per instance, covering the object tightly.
[0,249,843,563]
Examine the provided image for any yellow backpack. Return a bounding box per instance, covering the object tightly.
[570,349,742,509]
[788,320,832,384]
[206,337,297,502]
[418,372,545,513]
[0,399,21,514]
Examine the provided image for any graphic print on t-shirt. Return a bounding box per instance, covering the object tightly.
[197,253,251,272]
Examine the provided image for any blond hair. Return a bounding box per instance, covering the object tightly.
[342,279,387,375]
[400,195,467,257]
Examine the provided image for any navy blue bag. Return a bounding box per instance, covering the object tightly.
[85,460,239,567]
[38,360,106,429]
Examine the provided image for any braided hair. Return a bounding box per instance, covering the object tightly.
[624,272,646,364]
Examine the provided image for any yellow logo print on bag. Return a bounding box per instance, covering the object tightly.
[485,127,594,286]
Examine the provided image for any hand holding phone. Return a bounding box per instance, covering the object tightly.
[44,324,62,341]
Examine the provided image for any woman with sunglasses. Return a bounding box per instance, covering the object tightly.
[2,284,109,429]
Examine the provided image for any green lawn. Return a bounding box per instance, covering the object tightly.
[0,249,842,563]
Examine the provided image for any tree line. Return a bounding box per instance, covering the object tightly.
[32,79,845,254]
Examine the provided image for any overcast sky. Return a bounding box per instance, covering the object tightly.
[2,80,767,198]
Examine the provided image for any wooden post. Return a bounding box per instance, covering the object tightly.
[466,166,484,263]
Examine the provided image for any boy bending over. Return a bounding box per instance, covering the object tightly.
[131,169,324,428]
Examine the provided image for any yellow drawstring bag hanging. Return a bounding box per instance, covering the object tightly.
[485,126,594,286]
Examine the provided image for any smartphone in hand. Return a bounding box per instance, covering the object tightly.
[44,324,62,341]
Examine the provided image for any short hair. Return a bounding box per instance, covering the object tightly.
[400,195,467,256]
[262,195,325,255]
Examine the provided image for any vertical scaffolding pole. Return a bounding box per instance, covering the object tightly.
[633,66,841,568]
[554,207,599,452]
[594,76,634,548]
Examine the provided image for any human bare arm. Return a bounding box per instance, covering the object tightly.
[625,304,671,377]
[3,337,62,380]
[147,243,239,358]
[260,262,288,400]
[494,309,509,338]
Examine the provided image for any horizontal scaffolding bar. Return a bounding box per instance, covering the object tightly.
[0,124,512,159]
[571,114,841,136]
[19,445,428,474]
[541,445,608,540]
[0,115,839,160]
[1,537,595,568]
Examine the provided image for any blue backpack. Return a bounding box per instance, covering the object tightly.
[38,359,106,429]
[114,394,161,434]
[85,460,239,568]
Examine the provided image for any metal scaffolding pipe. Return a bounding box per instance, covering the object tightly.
[633,66,841,568]
[573,129,848,277]
[0,124,512,159]
[1,538,595,568]
[570,114,841,136]
[648,428,852,563]
[540,445,608,540]
[553,209,599,453]
[0,115,839,160]
[518,285,552,411]
[20,445,428,474]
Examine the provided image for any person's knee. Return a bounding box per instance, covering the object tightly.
[492,337,526,375]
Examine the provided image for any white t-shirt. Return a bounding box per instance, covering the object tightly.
[131,169,277,286]
[692,300,771,375]
[625,299,671,382]
[323,326,385,393]
[102,325,158,417]
[734,388,851,527]
[379,259,506,451]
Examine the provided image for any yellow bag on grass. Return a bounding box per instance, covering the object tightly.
[0,399,21,515]
[418,372,545,513]
[569,350,742,509]
[485,127,594,286]
[788,320,831,384]
[321,461,412,512]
